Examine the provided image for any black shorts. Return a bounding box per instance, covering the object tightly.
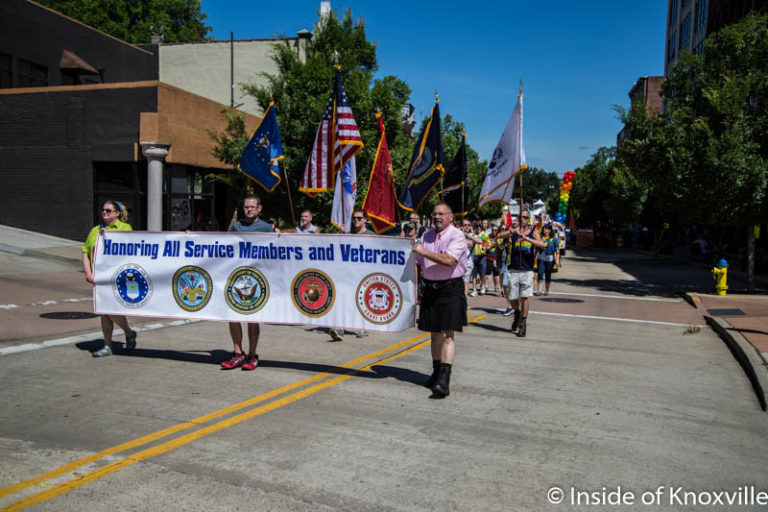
[417,278,468,333]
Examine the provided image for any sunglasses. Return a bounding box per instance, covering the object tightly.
[102,208,115,213]
[521,216,530,219]
[352,216,365,220]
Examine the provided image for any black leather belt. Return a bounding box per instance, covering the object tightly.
[422,277,462,289]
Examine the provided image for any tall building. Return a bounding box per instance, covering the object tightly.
[665,0,768,76]
[616,76,664,146]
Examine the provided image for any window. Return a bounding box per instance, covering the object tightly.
[668,32,677,62]
[694,40,705,55]
[694,0,707,32]
[681,0,691,7]
[679,14,691,50]
[0,53,11,89]
[669,0,679,25]
[17,58,48,87]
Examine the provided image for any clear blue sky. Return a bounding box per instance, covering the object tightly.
[200,1,667,176]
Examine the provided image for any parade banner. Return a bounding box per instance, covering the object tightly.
[93,231,416,332]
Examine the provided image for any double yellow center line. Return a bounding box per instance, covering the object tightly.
[1,315,484,511]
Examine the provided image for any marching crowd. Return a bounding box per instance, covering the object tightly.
[82,196,563,399]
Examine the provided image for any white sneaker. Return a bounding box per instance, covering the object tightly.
[480,285,487,295]
[468,290,477,297]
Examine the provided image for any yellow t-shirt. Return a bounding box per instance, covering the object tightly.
[82,219,132,268]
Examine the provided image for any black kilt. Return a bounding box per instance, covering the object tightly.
[417,277,468,333]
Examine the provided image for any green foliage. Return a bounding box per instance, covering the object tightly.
[209,7,494,227]
[614,13,768,229]
[37,0,212,43]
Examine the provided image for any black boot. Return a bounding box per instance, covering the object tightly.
[425,360,441,388]
[517,318,527,337]
[511,310,520,333]
[432,363,452,398]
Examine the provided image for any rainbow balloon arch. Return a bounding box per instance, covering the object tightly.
[554,170,575,224]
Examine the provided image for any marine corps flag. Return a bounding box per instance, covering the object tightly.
[439,133,468,216]
[397,99,444,212]
[478,88,527,208]
[363,113,396,233]
[238,102,284,192]
[300,66,363,195]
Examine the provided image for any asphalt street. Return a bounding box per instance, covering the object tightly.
[1,248,767,511]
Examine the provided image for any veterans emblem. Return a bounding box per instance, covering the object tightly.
[225,267,268,314]
[172,266,212,312]
[356,273,402,324]
[112,263,152,308]
[291,269,335,317]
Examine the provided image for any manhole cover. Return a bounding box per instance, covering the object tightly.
[40,312,98,320]
[538,298,584,303]
[706,308,745,316]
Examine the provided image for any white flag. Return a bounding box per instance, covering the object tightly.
[478,93,527,208]
[330,157,357,232]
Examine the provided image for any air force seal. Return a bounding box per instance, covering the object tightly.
[172,266,212,312]
[112,263,152,308]
[356,273,402,324]
[225,267,269,314]
[291,269,335,317]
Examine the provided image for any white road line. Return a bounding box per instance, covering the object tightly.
[0,297,92,310]
[546,291,682,302]
[528,310,705,328]
[0,319,202,356]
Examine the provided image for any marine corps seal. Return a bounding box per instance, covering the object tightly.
[291,269,335,317]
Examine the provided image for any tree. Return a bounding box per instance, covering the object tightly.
[619,13,768,286]
[210,7,493,228]
[37,0,212,43]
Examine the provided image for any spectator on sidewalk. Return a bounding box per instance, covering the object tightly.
[81,200,137,358]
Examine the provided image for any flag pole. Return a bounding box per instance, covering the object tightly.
[518,80,524,268]
[280,159,297,228]
[461,132,466,217]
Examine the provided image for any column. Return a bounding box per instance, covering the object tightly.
[140,142,171,232]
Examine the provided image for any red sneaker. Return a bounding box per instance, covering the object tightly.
[242,354,259,371]
[221,353,246,369]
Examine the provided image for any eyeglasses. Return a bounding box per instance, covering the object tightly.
[102,208,115,213]
[521,216,530,219]
[352,216,365,221]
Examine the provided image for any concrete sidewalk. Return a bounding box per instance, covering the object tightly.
[688,292,768,410]
[0,224,82,264]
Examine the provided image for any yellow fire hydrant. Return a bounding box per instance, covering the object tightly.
[712,258,728,296]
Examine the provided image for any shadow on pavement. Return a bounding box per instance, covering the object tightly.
[75,340,229,365]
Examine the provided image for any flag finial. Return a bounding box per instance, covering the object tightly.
[434,90,439,102]
[519,80,523,95]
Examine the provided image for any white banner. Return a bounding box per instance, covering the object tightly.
[93,231,416,332]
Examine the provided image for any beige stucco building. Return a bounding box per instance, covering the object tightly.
[157,31,311,117]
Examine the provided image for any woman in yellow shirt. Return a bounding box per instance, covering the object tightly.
[81,200,137,357]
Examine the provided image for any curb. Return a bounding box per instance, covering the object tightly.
[683,292,702,310]
[0,245,81,265]
[706,316,768,412]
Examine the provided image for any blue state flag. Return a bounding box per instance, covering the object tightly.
[398,99,444,212]
[239,102,284,192]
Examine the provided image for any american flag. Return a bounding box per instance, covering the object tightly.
[300,67,363,195]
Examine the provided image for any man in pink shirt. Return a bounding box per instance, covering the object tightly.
[412,202,468,398]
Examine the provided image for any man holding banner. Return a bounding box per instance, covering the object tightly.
[412,202,467,398]
[221,194,274,370]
